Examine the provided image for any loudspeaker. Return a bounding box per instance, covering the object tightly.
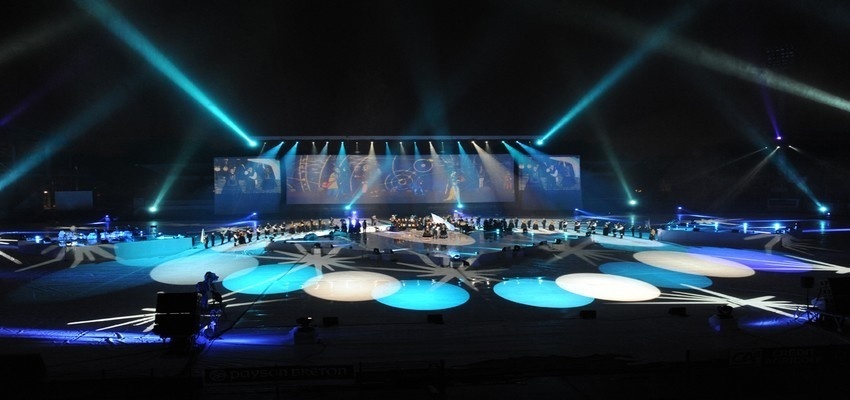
[579,310,596,320]
[801,276,815,289]
[155,292,197,313]
[668,307,688,317]
[427,314,444,324]
[153,292,199,338]
[323,316,339,327]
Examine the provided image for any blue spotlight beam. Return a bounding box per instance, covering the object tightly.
[282,142,300,193]
[771,149,821,207]
[75,0,257,147]
[260,142,284,159]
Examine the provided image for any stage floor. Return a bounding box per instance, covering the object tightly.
[2,215,850,399]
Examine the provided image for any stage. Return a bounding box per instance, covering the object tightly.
[2,214,850,399]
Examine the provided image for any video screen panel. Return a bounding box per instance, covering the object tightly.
[213,157,281,214]
[285,154,515,205]
[517,154,582,211]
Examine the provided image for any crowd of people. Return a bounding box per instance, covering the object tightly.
[200,213,661,249]
[384,215,659,240]
[201,216,379,248]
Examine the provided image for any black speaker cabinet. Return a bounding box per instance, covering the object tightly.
[153,292,199,338]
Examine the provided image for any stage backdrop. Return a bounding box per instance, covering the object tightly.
[213,157,281,215]
[212,153,582,214]
[284,154,515,205]
[517,154,582,211]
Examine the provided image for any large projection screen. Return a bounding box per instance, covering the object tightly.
[285,154,515,205]
[517,154,582,211]
[212,153,581,214]
[213,157,281,214]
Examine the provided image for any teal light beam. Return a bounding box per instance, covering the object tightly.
[336,142,347,170]
[502,141,525,164]
[75,0,257,147]
[770,148,822,208]
[539,5,698,144]
[0,16,86,66]
[260,142,284,159]
[571,1,850,115]
[585,114,632,201]
[149,124,207,211]
[0,89,124,191]
[282,142,300,194]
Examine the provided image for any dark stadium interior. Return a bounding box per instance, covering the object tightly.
[3,1,850,399]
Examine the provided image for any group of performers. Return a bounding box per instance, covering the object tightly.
[202,216,383,248]
[199,213,659,250]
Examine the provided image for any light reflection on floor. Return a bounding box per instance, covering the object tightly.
[493,278,594,308]
[556,273,662,301]
[376,279,471,310]
[4,218,850,347]
[222,264,320,295]
[633,250,756,278]
[597,261,713,289]
[302,270,401,301]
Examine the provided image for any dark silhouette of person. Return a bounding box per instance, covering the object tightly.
[196,271,221,311]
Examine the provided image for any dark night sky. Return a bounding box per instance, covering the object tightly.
[2,0,850,213]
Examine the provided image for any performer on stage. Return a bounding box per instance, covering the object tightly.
[444,170,464,201]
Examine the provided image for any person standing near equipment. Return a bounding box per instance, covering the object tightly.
[196,271,221,310]
[196,271,223,338]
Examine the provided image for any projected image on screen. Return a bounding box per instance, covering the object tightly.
[518,155,581,211]
[214,157,282,214]
[285,154,514,205]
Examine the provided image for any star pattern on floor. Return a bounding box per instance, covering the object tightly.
[365,250,507,291]
[542,238,623,266]
[255,243,361,273]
